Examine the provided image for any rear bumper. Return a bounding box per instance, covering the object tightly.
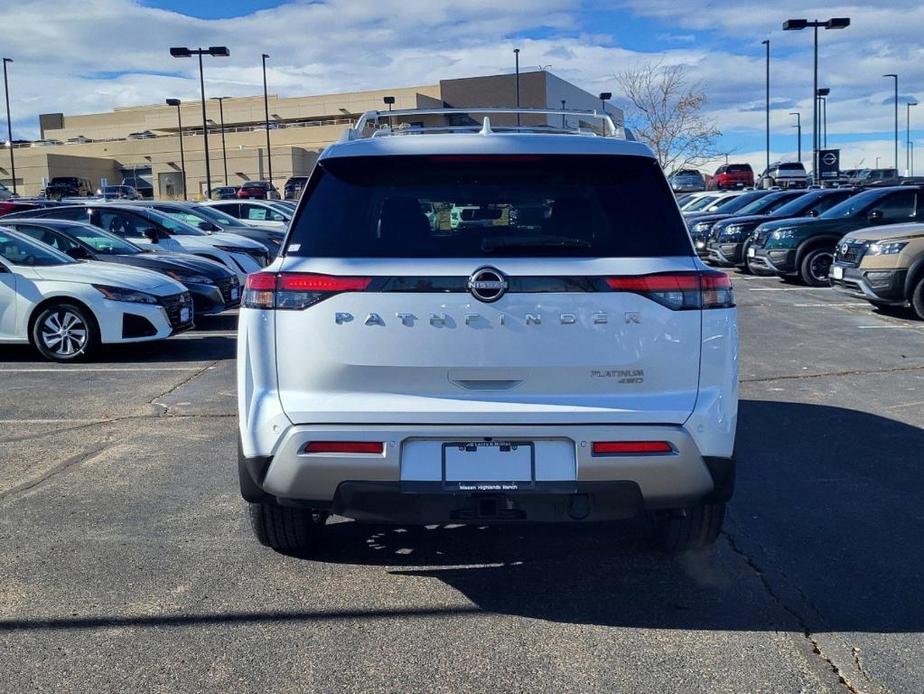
[240,423,734,520]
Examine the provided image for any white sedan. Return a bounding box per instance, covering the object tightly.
[0,227,193,362]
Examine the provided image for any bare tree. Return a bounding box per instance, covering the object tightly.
[615,61,721,173]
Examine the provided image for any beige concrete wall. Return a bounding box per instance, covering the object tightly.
[1,153,121,196]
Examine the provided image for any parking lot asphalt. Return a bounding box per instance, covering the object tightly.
[1,276,923,694]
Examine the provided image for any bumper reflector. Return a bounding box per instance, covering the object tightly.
[303,441,385,455]
[592,441,674,456]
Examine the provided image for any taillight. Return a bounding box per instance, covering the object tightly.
[243,272,371,310]
[592,441,674,456]
[302,441,384,454]
[605,272,734,310]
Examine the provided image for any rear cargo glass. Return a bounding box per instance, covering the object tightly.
[726,165,752,173]
[286,155,692,258]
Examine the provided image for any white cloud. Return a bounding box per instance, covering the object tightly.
[0,0,919,177]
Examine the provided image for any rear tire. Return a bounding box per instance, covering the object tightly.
[800,247,834,287]
[911,277,924,320]
[248,502,327,554]
[655,502,726,553]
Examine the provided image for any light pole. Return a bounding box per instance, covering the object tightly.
[514,48,521,126]
[261,53,273,191]
[906,100,917,176]
[783,17,850,177]
[2,57,15,195]
[883,74,898,172]
[210,96,229,185]
[383,96,394,112]
[598,92,612,134]
[762,39,770,174]
[790,112,802,162]
[165,99,187,200]
[816,88,829,148]
[561,99,566,128]
[169,46,230,199]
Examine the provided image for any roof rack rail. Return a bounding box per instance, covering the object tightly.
[342,107,626,141]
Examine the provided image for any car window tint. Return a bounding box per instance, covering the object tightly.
[99,210,143,238]
[0,231,74,266]
[13,225,80,253]
[287,154,692,258]
[875,191,917,221]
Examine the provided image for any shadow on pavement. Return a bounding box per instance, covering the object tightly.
[1,400,922,635]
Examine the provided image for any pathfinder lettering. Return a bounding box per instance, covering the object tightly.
[334,312,613,327]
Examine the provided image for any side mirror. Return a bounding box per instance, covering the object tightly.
[143,228,160,243]
[198,221,221,232]
[867,209,883,222]
[65,246,91,260]
[808,209,819,217]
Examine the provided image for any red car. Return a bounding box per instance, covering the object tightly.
[0,200,41,217]
[709,164,754,190]
[236,181,280,200]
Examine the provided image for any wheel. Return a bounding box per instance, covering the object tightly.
[248,502,327,553]
[911,277,924,320]
[799,247,834,287]
[655,502,726,553]
[30,303,99,362]
[740,240,755,274]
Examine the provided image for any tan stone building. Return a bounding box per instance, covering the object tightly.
[1,71,622,199]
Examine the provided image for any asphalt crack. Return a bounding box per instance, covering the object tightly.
[149,360,220,415]
[0,444,109,503]
[741,363,924,384]
[723,529,864,693]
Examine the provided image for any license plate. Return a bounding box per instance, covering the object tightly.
[180,307,191,323]
[748,247,756,258]
[831,265,844,280]
[231,287,239,300]
[443,441,534,490]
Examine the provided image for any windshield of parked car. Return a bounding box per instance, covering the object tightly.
[772,191,848,217]
[736,192,801,215]
[0,230,76,266]
[193,205,250,227]
[287,154,692,258]
[684,195,721,211]
[821,190,887,219]
[65,224,144,255]
[135,208,206,236]
[265,202,293,219]
[708,191,767,213]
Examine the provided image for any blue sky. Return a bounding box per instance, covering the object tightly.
[3,0,923,173]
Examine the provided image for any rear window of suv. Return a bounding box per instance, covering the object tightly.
[726,165,752,173]
[286,155,692,258]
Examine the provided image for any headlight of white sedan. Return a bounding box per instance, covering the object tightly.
[93,284,159,304]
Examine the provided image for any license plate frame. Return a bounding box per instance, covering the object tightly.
[442,440,535,492]
[831,265,844,280]
[747,246,756,258]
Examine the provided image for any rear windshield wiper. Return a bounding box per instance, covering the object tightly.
[481,235,592,252]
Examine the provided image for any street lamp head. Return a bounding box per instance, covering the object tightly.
[826,18,850,29]
[514,48,520,55]
[262,53,270,59]
[782,19,808,31]
[816,88,830,97]
[209,46,230,57]
[2,58,13,64]
[598,92,612,101]
[761,39,769,46]
[166,98,181,107]
[169,47,192,58]
[884,73,897,79]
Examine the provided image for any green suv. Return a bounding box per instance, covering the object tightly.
[748,186,924,285]
[830,222,924,319]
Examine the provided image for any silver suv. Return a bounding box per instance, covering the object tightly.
[237,108,739,554]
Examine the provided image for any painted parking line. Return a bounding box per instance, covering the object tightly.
[748,287,831,292]
[173,331,237,339]
[0,366,211,373]
[793,303,865,308]
[856,325,917,329]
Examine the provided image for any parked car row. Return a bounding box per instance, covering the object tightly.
[685,185,924,319]
[0,197,293,361]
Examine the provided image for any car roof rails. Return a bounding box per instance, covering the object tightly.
[342,107,627,142]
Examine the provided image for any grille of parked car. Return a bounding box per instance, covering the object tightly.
[217,276,241,305]
[158,292,194,327]
[836,240,868,266]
